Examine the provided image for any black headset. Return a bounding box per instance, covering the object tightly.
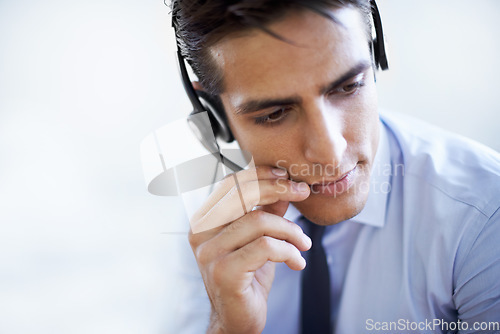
[172,0,388,171]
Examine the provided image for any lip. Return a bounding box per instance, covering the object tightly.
[309,165,357,196]
[310,167,356,186]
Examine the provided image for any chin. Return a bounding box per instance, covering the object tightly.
[293,192,368,225]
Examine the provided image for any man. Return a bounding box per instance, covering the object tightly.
[169,0,500,333]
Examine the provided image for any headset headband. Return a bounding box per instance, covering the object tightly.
[371,0,388,70]
[172,0,389,171]
[172,0,388,82]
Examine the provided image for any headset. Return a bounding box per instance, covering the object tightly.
[172,0,389,172]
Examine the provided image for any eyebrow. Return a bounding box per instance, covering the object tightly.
[235,96,302,115]
[234,61,371,115]
[319,61,371,95]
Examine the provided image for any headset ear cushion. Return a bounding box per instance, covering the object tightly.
[193,90,234,143]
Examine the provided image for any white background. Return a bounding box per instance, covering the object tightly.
[0,0,499,333]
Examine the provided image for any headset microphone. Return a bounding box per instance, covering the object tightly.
[176,50,243,172]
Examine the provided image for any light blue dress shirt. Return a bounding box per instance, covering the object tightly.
[170,110,500,334]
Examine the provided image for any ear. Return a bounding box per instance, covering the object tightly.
[192,81,204,91]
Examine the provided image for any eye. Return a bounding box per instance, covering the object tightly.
[254,107,290,126]
[341,81,364,94]
[329,73,366,97]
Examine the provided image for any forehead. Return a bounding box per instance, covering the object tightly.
[210,7,371,103]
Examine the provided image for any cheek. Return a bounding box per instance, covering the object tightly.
[228,118,272,162]
[238,134,294,165]
[358,87,380,155]
[343,85,379,155]
[227,116,253,148]
[229,118,301,166]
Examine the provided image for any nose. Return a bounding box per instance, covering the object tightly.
[303,103,347,169]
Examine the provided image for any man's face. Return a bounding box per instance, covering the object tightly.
[212,7,380,225]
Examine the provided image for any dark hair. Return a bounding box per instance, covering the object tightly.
[170,0,372,95]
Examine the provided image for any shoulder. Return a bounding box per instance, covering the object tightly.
[377,111,500,320]
[380,109,500,219]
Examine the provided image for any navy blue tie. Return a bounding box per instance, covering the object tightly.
[300,217,332,334]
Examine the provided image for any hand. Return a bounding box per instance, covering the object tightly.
[188,166,312,334]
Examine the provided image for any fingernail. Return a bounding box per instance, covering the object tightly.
[304,234,312,248]
[272,168,287,176]
[293,182,309,192]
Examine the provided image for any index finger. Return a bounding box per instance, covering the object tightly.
[191,178,309,234]
[197,166,289,218]
[188,166,290,241]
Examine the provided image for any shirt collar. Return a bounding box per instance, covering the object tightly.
[284,120,391,228]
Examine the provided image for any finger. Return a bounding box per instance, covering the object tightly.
[188,223,223,250]
[239,178,310,210]
[212,166,289,195]
[232,166,288,185]
[258,200,289,216]
[188,182,286,245]
[226,236,306,273]
[194,166,289,221]
[192,179,309,233]
[203,210,311,259]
